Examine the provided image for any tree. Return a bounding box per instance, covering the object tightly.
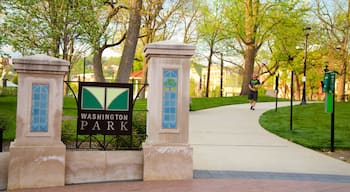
[315,0,350,101]
[79,0,128,82]
[1,0,130,82]
[179,0,201,44]
[1,0,85,60]
[138,0,188,98]
[197,1,227,97]
[223,0,308,95]
[140,0,185,45]
[1,0,97,85]
[116,0,142,83]
[0,12,5,48]
[262,1,309,100]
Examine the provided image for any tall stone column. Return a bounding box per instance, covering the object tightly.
[143,41,195,180]
[8,54,69,190]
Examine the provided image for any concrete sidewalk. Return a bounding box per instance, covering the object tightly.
[9,102,350,192]
[189,102,350,175]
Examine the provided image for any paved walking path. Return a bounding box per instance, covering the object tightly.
[9,102,350,192]
[189,102,350,176]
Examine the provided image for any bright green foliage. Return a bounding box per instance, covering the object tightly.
[196,0,228,97]
[218,0,310,95]
[62,96,77,116]
[1,0,91,57]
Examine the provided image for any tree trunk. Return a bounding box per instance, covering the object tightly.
[337,0,350,101]
[93,50,105,82]
[240,0,258,96]
[240,44,256,95]
[336,43,349,102]
[337,63,347,101]
[116,0,142,83]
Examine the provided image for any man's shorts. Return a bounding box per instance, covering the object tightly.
[248,91,258,101]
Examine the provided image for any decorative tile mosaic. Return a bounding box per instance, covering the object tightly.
[31,84,49,132]
[162,69,178,129]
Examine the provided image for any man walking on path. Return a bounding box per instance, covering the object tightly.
[248,72,260,110]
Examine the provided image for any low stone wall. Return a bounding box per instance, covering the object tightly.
[0,152,9,190]
[143,144,193,181]
[65,150,143,184]
[0,150,143,190]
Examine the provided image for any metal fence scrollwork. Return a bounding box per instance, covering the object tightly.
[63,81,147,151]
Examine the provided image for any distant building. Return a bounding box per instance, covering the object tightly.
[70,64,243,98]
[71,73,95,82]
[200,64,242,97]
[129,70,144,98]
[190,63,202,97]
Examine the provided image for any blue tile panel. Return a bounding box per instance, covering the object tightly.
[162,69,178,129]
[31,84,49,132]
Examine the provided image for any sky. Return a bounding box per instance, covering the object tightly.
[0,45,21,58]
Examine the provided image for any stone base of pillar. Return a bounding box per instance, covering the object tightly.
[143,144,193,181]
[7,142,66,190]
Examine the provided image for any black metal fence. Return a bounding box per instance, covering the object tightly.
[0,128,4,152]
[0,112,9,152]
[63,81,148,151]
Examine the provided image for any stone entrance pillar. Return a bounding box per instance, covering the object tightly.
[143,41,195,180]
[8,54,69,190]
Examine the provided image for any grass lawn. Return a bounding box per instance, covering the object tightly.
[190,95,282,111]
[0,95,279,141]
[0,96,17,140]
[259,102,350,150]
[1,95,349,152]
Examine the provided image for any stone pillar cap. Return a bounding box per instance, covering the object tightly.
[13,54,70,73]
[145,40,196,57]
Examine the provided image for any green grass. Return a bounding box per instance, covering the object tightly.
[2,95,349,151]
[0,95,17,140]
[63,96,78,116]
[259,102,350,149]
[0,95,277,141]
[125,95,284,112]
[190,95,283,111]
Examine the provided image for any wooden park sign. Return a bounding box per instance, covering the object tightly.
[77,82,133,135]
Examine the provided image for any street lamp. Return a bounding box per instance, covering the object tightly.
[219,53,224,97]
[301,26,311,105]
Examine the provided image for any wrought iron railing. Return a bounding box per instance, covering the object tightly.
[63,80,148,151]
